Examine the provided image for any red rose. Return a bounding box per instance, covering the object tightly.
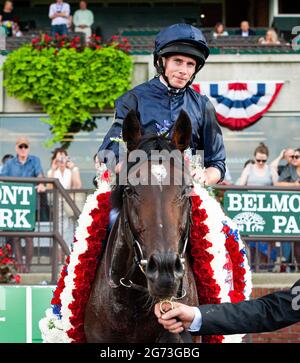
[229,290,244,303]
[2,258,12,265]
[32,38,40,45]
[51,296,61,305]
[67,327,85,342]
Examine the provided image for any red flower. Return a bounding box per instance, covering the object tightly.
[2,257,12,265]
[32,38,40,45]
[51,296,61,305]
[14,274,21,284]
[190,195,224,343]
[229,290,244,303]
[61,192,111,342]
[223,225,247,303]
[101,170,111,182]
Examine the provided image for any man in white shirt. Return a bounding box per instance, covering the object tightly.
[73,1,94,39]
[49,0,70,37]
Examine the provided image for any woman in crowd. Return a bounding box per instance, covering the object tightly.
[238,143,278,186]
[47,148,82,260]
[259,28,280,45]
[212,22,228,38]
[238,143,278,268]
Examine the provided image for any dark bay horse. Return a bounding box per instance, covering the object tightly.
[84,110,199,343]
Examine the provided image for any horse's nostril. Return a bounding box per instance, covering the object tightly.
[146,255,158,277]
[174,255,184,276]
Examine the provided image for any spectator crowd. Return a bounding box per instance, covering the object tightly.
[0,0,95,39]
[212,20,282,46]
[0,136,82,273]
[0,1,284,49]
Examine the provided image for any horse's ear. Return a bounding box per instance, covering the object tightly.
[172,110,192,152]
[122,110,142,151]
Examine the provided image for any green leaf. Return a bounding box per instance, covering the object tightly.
[3,41,132,146]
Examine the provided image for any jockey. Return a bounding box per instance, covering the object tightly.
[98,23,226,186]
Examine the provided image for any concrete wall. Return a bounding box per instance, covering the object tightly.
[1,53,300,114]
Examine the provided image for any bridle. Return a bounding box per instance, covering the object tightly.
[106,184,192,297]
[104,179,193,343]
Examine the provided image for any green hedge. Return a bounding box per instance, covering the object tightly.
[3,44,133,146]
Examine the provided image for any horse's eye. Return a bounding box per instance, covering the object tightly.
[124,185,136,197]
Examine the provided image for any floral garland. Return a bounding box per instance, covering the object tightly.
[40,175,252,343]
[222,221,252,304]
[40,175,111,343]
[50,255,70,316]
[67,191,111,342]
[191,183,252,344]
[0,243,21,284]
[190,194,223,343]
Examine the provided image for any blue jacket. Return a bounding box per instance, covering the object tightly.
[0,155,43,177]
[98,77,226,179]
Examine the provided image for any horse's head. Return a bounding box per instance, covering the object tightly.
[116,109,193,299]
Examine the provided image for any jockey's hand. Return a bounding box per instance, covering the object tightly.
[191,168,207,185]
[115,161,123,174]
[154,302,195,334]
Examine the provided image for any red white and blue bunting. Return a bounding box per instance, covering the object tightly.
[192,81,284,130]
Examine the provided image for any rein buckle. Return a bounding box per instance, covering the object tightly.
[159,299,174,314]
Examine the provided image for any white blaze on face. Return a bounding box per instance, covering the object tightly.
[151,164,167,188]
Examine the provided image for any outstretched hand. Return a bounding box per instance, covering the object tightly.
[154,302,195,334]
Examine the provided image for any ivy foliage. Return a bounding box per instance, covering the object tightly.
[3,44,132,146]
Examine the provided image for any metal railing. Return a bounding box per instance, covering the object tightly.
[1,178,299,282]
[0,176,93,283]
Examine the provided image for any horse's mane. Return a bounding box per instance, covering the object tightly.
[111,134,177,210]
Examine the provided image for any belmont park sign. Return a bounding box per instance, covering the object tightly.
[0,183,36,230]
[224,191,300,236]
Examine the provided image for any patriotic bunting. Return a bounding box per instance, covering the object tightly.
[192,81,284,130]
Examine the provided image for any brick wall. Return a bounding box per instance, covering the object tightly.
[245,287,300,343]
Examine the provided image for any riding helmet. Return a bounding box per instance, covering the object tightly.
[153,23,210,74]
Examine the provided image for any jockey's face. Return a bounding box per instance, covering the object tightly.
[163,55,196,89]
